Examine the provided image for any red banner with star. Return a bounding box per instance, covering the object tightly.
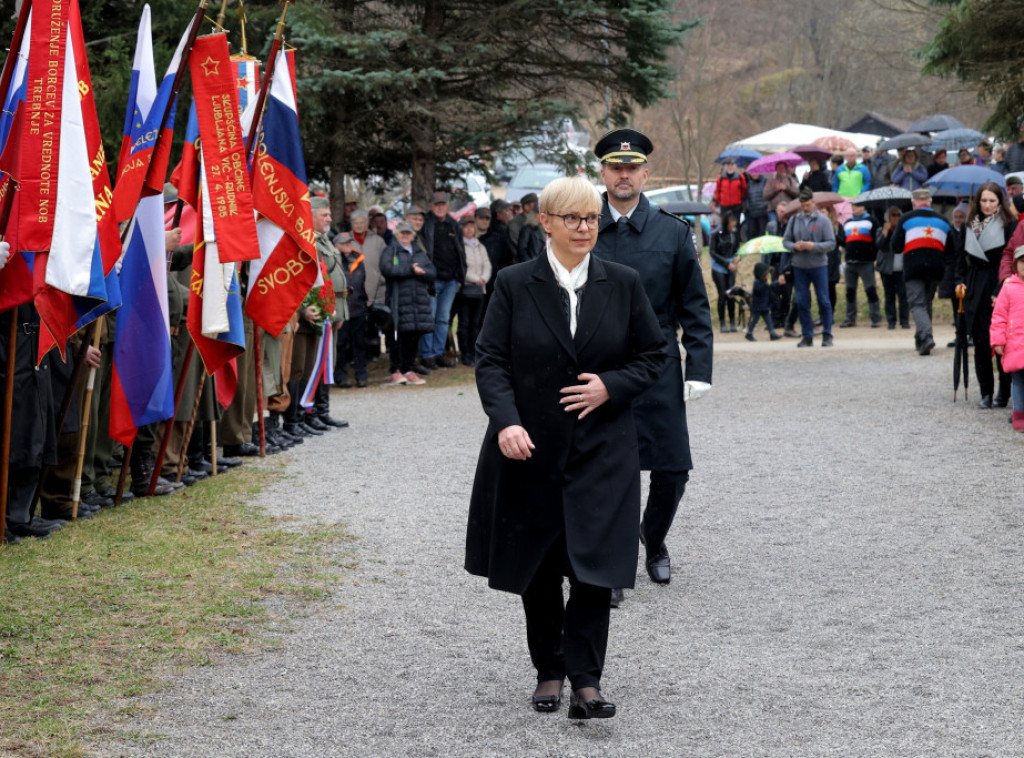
[188,34,259,263]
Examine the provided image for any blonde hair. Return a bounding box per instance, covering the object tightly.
[538,176,602,215]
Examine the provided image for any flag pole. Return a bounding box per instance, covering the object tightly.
[147,341,195,496]
[114,443,133,506]
[245,0,290,457]
[70,326,104,519]
[0,174,21,545]
[176,367,207,482]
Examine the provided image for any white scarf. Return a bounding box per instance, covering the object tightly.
[546,239,589,337]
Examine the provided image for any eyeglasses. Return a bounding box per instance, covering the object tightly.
[548,212,600,230]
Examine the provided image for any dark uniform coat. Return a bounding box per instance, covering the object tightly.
[592,194,714,472]
[465,254,667,594]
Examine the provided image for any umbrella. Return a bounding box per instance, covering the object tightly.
[925,165,1005,196]
[953,289,969,401]
[851,187,913,209]
[877,133,931,151]
[780,191,845,217]
[716,147,762,166]
[661,200,713,216]
[928,127,984,152]
[791,143,832,162]
[737,235,787,256]
[746,151,804,175]
[908,114,966,134]
[812,134,858,152]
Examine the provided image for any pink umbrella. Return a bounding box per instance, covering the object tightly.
[813,134,858,152]
[746,151,804,175]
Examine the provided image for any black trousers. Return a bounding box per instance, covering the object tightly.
[641,469,689,555]
[456,295,484,363]
[970,306,1011,400]
[880,271,909,327]
[395,331,422,374]
[335,314,368,382]
[521,534,611,691]
[711,270,736,326]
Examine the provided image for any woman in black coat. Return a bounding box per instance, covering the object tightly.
[465,177,666,720]
[379,221,436,384]
[956,181,1018,407]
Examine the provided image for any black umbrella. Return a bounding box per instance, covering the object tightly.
[953,289,969,401]
[851,187,913,209]
[877,132,931,151]
[907,114,966,134]
[661,200,713,215]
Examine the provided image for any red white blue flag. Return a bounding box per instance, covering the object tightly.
[111,11,198,224]
[299,323,334,410]
[109,4,174,446]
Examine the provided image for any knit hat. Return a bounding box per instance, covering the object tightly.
[798,187,814,202]
[753,262,770,280]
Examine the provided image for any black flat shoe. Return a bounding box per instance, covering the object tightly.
[531,681,563,713]
[567,690,616,720]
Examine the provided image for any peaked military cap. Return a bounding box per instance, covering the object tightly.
[594,128,653,164]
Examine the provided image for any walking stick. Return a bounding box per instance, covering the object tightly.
[148,341,195,496]
[1,311,16,545]
[176,368,207,483]
[70,326,104,519]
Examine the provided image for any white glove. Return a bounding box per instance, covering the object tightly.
[0,241,9,271]
[683,380,711,402]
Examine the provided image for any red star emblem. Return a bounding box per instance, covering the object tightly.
[238,76,249,90]
[923,226,934,238]
[200,56,220,76]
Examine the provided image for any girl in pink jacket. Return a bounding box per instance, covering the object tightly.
[990,246,1024,431]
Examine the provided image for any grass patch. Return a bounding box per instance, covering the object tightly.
[0,462,354,758]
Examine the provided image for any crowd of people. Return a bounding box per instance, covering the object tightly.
[705,137,1024,432]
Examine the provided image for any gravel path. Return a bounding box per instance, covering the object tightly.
[100,327,1024,757]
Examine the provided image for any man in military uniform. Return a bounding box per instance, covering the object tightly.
[591,129,714,606]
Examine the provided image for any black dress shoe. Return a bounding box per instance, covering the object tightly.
[208,455,242,468]
[3,531,20,544]
[646,546,671,584]
[531,681,563,713]
[190,458,214,474]
[993,395,1009,408]
[334,376,353,388]
[98,486,133,503]
[978,395,993,409]
[82,490,114,508]
[356,378,368,388]
[299,422,324,436]
[281,424,308,441]
[318,415,349,428]
[223,442,260,457]
[567,690,616,720]
[305,416,329,431]
[187,468,209,481]
[609,588,624,608]
[411,362,433,375]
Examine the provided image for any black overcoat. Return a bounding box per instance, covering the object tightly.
[592,194,714,472]
[465,254,667,594]
[955,219,1017,331]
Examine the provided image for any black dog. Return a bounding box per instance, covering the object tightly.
[725,284,752,329]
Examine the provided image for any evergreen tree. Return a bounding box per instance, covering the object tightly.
[922,0,1017,137]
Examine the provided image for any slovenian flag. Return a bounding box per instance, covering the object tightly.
[111,10,198,224]
[247,50,320,337]
[109,4,174,446]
